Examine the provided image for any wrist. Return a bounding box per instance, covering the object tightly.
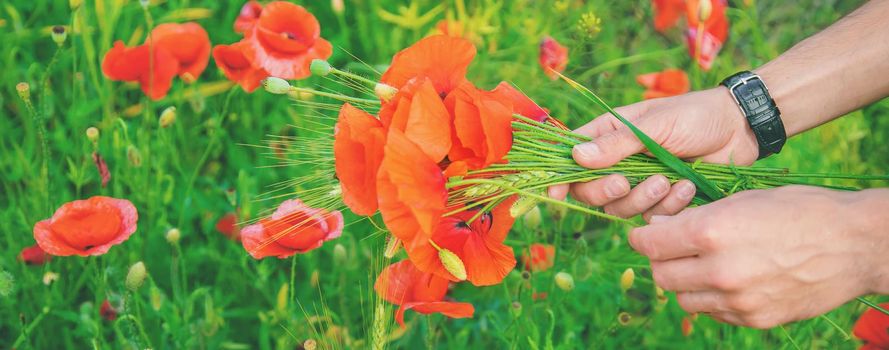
[711,86,760,163]
[848,189,889,294]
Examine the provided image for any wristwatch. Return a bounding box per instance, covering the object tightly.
[720,71,786,159]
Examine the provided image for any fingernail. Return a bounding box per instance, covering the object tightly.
[677,182,696,201]
[648,177,670,198]
[605,179,627,198]
[573,142,600,162]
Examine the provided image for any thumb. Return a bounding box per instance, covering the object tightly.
[572,127,644,169]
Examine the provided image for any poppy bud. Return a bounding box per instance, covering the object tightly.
[42,271,60,285]
[310,59,331,77]
[656,286,668,307]
[86,127,100,142]
[331,0,344,14]
[16,82,30,102]
[617,312,632,326]
[150,285,163,311]
[374,83,397,102]
[165,228,181,244]
[510,301,522,318]
[310,270,320,288]
[159,106,176,128]
[181,72,197,84]
[0,271,12,297]
[263,77,292,94]
[303,339,317,350]
[127,145,142,167]
[333,243,347,265]
[438,248,467,281]
[51,26,67,46]
[522,205,543,229]
[521,270,531,280]
[697,0,713,22]
[620,268,635,292]
[554,272,574,291]
[126,261,147,292]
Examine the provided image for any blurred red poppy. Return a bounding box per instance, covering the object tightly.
[522,243,555,272]
[216,212,241,240]
[491,82,550,123]
[241,199,343,259]
[435,20,464,38]
[18,244,51,265]
[147,22,211,82]
[375,259,474,327]
[376,130,448,251]
[234,1,263,34]
[444,82,513,171]
[240,1,332,79]
[212,41,269,92]
[91,152,110,188]
[334,103,386,216]
[636,69,690,99]
[378,77,452,162]
[539,36,568,80]
[685,0,728,70]
[100,299,117,321]
[405,197,517,286]
[653,0,686,32]
[102,41,180,100]
[380,35,476,95]
[682,316,694,336]
[33,196,138,256]
[853,303,889,349]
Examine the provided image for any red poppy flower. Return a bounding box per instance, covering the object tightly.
[653,0,687,32]
[212,41,269,92]
[100,299,117,321]
[380,35,476,95]
[490,82,549,123]
[636,69,690,99]
[216,212,241,240]
[522,243,555,272]
[405,197,517,286]
[147,22,211,82]
[33,196,138,256]
[685,0,728,70]
[18,244,51,265]
[241,199,343,259]
[435,20,464,38]
[444,82,513,171]
[374,259,474,327]
[102,41,180,100]
[234,1,263,34]
[539,36,568,80]
[334,103,386,216]
[240,1,333,79]
[376,129,448,250]
[681,316,694,336]
[378,78,452,162]
[853,303,889,349]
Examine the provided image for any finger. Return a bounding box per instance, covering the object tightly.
[548,184,569,200]
[568,174,630,207]
[602,175,671,218]
[676,291,727,314]
[574,103,651,139]
[650,258,713,291]
[572,127,645,169]
[642,180,697,222]
[707,312,744,326]
[628,214,699,260]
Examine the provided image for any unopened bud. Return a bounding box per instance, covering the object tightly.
[310,269,320,287]
[43,271,60,286]
[521,270,531,280]
[86,127,100,142]
[620,268,635,292]
[618,312,632,326]
[331,0,344,14]
[150,285,163,311]
[431,240,466,281]
[125,261,147,292]
[16,82,30,101]
[554,272,575,291]
[310,59,331,77]
[697,0,712,22]
[181,72,196,84]
[127,145,142,167]
[165,228,181,244]
[262,77,292,94]
[159,106,176,128]
[303,339,317,350]
[333,243,347,265]
[52,26,67,46]
[374,83,397,102]
[522,205,542,228]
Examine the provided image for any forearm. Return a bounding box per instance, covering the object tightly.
[851,188,889,294]
[754,0,889,136]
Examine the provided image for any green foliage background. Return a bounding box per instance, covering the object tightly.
[1,0,886,348]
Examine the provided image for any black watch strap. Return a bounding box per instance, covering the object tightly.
[720,71,786,160]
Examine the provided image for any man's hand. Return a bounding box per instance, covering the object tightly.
[549,87,759,221]
[629,186,889,328]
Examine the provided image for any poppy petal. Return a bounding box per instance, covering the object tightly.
[380,35,476,95]
[334,103,386,215]
[212,42,269,92]
[147,22,211,81]
[446,82,513,170]
[241,2,332,79]
[491,82,549,122]
[379,78,452,162]
[34,196,138,256]
[397,301,475,327]
[234,1,263,34]
[853,303,889,348]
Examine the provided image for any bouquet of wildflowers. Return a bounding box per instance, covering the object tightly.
[241,34,888,326]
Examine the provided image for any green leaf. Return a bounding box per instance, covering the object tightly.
[556,73,726,201]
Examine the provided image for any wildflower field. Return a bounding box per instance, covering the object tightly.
[2,0,889,349]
